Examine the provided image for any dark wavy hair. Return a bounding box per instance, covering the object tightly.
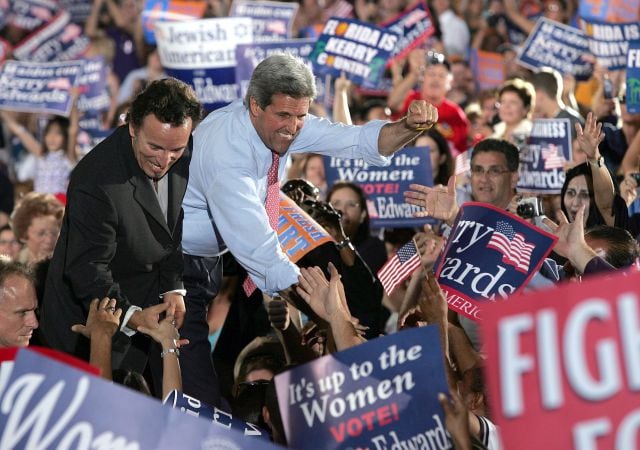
[560,163,605,228]
[42,116,70,155]
[326,181,371,245]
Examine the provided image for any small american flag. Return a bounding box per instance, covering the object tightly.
[377,241,421,296]
[541,144,565,169]
[486,221,535,274]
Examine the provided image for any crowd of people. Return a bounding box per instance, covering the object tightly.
[0,0,639,448]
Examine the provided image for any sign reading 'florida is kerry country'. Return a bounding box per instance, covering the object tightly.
[435,203,557,322]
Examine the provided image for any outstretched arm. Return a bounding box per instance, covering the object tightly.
[404,175,459,225]
[377,100,438,156]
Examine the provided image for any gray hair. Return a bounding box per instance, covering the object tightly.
[244,54,317,109]
[0,257,34,302]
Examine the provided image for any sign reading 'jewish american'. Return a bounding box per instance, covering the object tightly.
[481,270,640,450]
[436,203,557,322]
[275,326,451,450]
[517,118,571,194]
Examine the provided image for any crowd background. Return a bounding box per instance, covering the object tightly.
[0,0,639,448]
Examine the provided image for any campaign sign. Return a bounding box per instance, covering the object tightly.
[77,56,110,114]
[581,20,640,70]
[142,0,206,44]
[275,326,450,450]
[469,48,505,90]
[230,0,298,42]
[309,17,399,90]
[517,118,571,194]
[379,0,435,64]
[76,127,112,157]
[0,349,281,449]
[481,270,640,450]
[155,17,254,111]
[325,146,433,228]
[13,11,90,62]
[278,194,335,262]
[0,38,11,64]
[164,390,269,440]
[235,39,317,100]
[0,60,82,116]
[58,0,93,24]
[517,18,593,81]
[579,0,640,23]
[435,202,557,322]
[628,40,640,114]
[8,0,57,31]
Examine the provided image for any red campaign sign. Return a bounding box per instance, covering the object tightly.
[481,270,640,450]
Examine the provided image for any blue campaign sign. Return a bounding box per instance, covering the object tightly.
[0,60,82,116]
[58,0,93,24]
[0,349,280,449]
[275,326,450,450]
[230,0,298,42]
[517,18,593,81]
[164,390,269,441]
[12,11,91,62]
[235,39,317,100]
[380,1,435,64]
[8,0,57,31]
[76,127,112,157]
[155,17,254,112]
[581,20,640,70]
[324,146,434,228]
[435,202,557,322]
[77,56,110,115]
[517,118,571,194]
[628,40,640,114]
[309,17,399,90]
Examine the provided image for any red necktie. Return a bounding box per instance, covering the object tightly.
[243,152,280,296]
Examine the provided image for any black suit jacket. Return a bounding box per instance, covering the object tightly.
[41,126,190,356]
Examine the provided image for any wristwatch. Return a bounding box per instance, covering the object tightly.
[335,238,355,251]
[589,156,604,167]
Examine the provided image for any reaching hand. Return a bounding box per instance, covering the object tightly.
[438,391,471,449]
[162,292,186,329]
[575,112,604,160]
[137,304,188,349]
[418,274,448,324]
[296,264,349,323]
[404,176,458,222]
[267,296,291,331]
[71,297,122,339]
[543,204,587,258]
[128,302,171,332]
[414,225,446,271]
[405,100,438,131]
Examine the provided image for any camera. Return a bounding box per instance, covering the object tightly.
[516,197,544,219]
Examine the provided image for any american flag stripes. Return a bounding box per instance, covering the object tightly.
[377,240,422,296]
[486,221,535,274]
[541,143,565,169]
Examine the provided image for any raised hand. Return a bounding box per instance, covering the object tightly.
[404,175,458,222]
[138,304,189,348]
[72,297,122,338]
[405,100,438,132]
[575,112,604,160]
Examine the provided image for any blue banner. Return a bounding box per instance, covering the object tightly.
[8,0,57,31]
[435,202,557,322]
[58,0,93,24]
[581,20,640,70]
[155,17,254,112]
[628,40,640,114]
[77,56,110,114]
[517,118,571,194]
[379,1,435,64]
[230,0,298,42]
[13,11,90,62]
[324,146,434,228]
[517,18,593,81]
[164,390,269,441]
[0,349,280,449]
[77,127,111,157]
[274,326,450,450]
[235,39,317,100]
[309,17,399,90]
[0,60,82,116]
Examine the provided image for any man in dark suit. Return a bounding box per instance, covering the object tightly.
[41,78,203,389]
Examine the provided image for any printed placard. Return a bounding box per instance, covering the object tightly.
[8,0,57,31]
[278,194,335,262]
[435,202,557,322]
[235,39,318,100]
[77,56,110,114]
[0,348,281,449]
[579,0,640,23]
[324,146,434,228]
[155,17,253,111]
[627,40,640,114]
[142,0,206,45]
[309,17,399,90]
[517,18,593,81]
[481,270,640,450]
[469,48,505,90]
[380,0,435,64]
[13,11,90,62]
[0,59,82,116]
[275,326,451,450]
[58,0,93,24]
[581,20,640,70]
[517,119,571,194]
[230,0,298,42]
